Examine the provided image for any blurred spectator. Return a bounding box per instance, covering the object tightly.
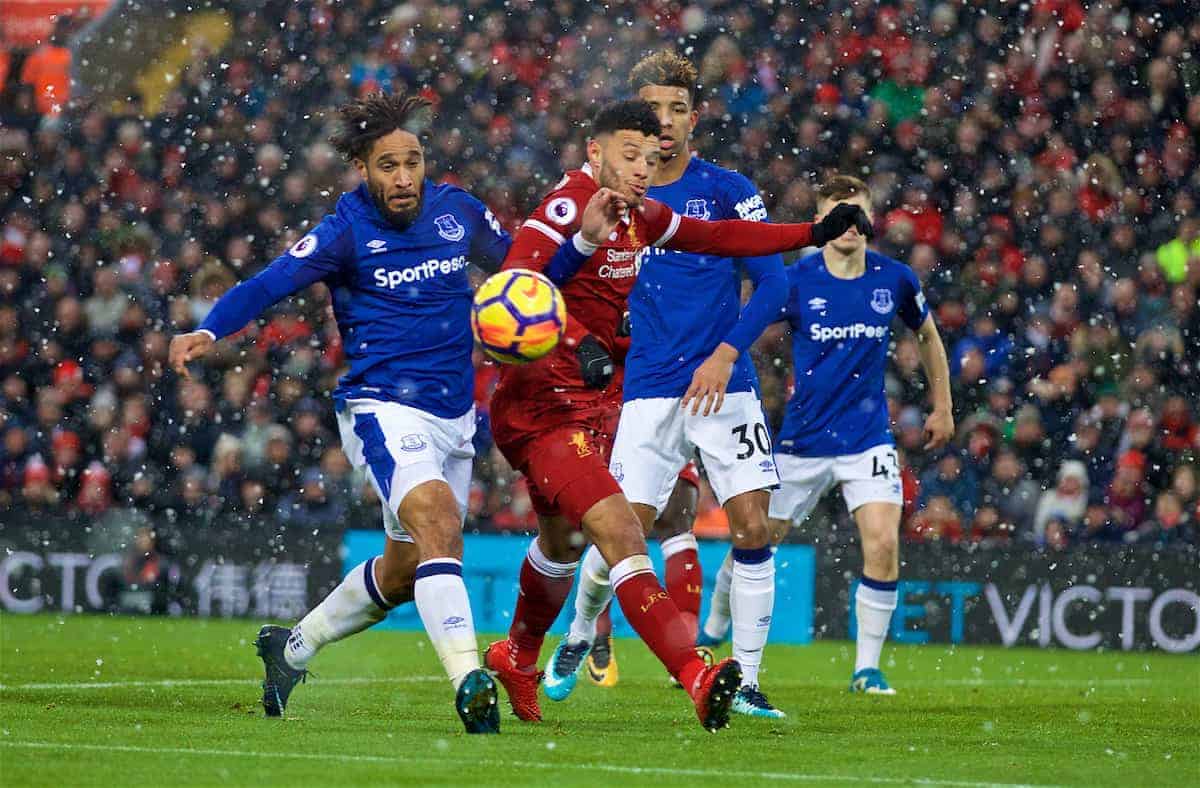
[1106,457,1149,536]
[906,496,963,544]
[122,526,181,615]
[276,467,346,528]
[18,18,73,116]
[977,448,1040,537]
[1033,460,1089,542]
[1131,492,1195,545]
[1155,218,1199,285]
[918,452,979,522]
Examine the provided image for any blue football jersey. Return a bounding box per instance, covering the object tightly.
[625,157,784,400]
[204,181,510,418]
[775,250,929,457]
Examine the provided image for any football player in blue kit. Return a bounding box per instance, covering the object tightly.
[554,52,871,719]
[168,93,517,732]
[698,175,954,695]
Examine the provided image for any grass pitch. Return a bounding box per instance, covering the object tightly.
[1,614,1196,786]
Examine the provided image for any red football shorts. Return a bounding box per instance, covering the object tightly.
[677,460,700,488]
[498,417,622,524]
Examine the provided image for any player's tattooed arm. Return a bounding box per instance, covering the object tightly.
[915,314,954,449]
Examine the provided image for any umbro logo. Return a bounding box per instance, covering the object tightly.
[808,297,828,311]
[367,239,388,254]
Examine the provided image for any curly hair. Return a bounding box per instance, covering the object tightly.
[629,50,700,104]
[591,99,662,139]
[329,92,433,162]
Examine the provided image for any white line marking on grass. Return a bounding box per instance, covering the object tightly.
[0,676,443,691]
[937,678,1153,687]
[0,741,1059,788]
[0,676,1155,692]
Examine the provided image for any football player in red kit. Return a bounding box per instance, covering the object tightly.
[483,99,871,731]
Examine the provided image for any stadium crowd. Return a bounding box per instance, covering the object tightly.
[0,0,1197,551]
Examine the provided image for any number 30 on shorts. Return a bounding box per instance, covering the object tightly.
[732,422,772,460]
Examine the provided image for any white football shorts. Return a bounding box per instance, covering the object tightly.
[610,391,780,514]
[768,443,903,524]
[335,398,475,542]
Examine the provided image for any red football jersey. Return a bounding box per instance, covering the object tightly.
[488,163,819,444]
[490,165,680,441]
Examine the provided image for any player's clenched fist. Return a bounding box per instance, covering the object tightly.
[169,330,215,380]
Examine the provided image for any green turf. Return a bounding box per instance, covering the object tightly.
[1,615,1196,786]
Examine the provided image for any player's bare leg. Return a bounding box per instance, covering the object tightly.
[258,537,418,718]
[849,502,901,695]
[485,516,582,721]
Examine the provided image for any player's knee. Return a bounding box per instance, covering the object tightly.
[725,493,771,549]
[861,528,899,576]
[398,482,463,556]
[582,495,649,563]
[870,527,900,564]
[401,507,463,557]
[537,523,587,564]
[729,520,770,549]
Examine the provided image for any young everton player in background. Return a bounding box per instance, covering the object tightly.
[699,175,954,696]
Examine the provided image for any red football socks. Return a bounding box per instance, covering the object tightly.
[509,541,578,669]
[610,555,705,693]
[662,533,702,642]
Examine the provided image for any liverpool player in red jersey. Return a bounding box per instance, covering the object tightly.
[482,100,871,731]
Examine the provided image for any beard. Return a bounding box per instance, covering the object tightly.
[369,180,422,228]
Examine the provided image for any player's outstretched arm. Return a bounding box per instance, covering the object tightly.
[657,201,872,258]
[915,314,954,449]
[169,221,349,379]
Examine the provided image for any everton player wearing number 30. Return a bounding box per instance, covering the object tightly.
[699,176,954,696]
[484,100,871,731]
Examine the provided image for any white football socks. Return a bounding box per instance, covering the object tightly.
[567,545,613,645]
[855,578,898,673]
[701,550,734,641]
[414,558,481,689]
[730,547,775,689]
[285,557,391,671]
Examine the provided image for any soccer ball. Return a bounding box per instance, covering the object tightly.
[471,269,567,364]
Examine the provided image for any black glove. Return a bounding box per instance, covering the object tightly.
[617,311,632,338]
[576,334,614,389]
[812,202,874,246]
